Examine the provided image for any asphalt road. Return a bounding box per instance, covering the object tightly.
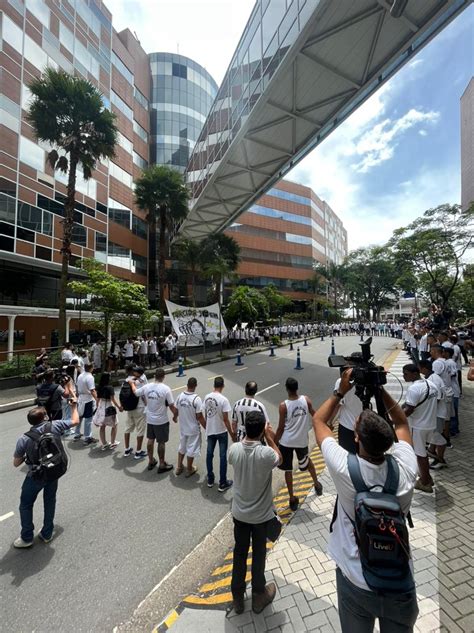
[0,335,398,632]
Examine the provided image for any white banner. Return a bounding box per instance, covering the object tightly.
[165,300,227,347]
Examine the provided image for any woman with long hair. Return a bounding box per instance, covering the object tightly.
[93,372,123,450]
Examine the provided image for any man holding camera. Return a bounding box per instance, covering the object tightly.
[74,363,98,445]
[12,399,80,548]
[312,370,418,632]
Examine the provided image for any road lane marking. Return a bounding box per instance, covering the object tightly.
[0,511,14,522]
[234,367,248,372]
[256,382,280,395]
[207,375,221,380]
[171,385,186,392]
[257,361,266,365]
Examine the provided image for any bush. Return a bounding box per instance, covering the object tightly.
[0,354,36,379]
[271,335,281,345]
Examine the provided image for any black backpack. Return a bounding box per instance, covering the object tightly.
[347,453,414,594]
[35,384,60,419]
[25,422,68,484]
[119,380,139,411]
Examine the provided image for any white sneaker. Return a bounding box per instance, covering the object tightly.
[13,537,33,548]
[100,443,111,451]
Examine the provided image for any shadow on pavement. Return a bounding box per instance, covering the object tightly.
[0,525,64,587]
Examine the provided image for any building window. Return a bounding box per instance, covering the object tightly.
[35,245,52,261]
[108,241,130,270]
[112,51,133,84]
[109,162,133,188]
[172,62,187,79]
[0,193,16,224]
[19,136,45,172]
[134,86,148,109]
[131,252,147,275]
[132,215,147,239]
[133,120,148,143]
[71,224,87,246]
[95,232,107,263]
[133,151,148,170]
[111,90,133,120]
[109,205,130,228]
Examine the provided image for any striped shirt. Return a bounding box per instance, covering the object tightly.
[232,397,270,441]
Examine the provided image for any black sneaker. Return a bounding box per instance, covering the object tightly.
[218,480,233,492]
[83,437,98,445]
[147,459,158,471]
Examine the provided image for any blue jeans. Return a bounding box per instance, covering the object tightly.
[450,397,459,434]
[206,432,228,486]
[74,401,94,438]
[336,568,418,632]
[19,476,58,543]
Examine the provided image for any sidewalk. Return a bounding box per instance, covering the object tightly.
[160,351,474,633]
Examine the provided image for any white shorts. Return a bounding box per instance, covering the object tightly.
[178,433,201,458]
[124,409,146,436]
[429,417,447,447]
[411,427,434,457]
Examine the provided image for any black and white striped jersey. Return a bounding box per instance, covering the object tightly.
[232,397,270,441]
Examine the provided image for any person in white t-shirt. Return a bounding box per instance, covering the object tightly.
[313,369,418,633]
[61,342,74,364]
[132,368,177,473]
[430,344,454,447]
[123,338,134,365]
[402,364,439,493]
[74,363,98,445]
[418,359,448,469]
[174,377,205,478]
[203,377,234,492]
[332,366,364,453]
[275,377,323,513]
[442,347,460,436]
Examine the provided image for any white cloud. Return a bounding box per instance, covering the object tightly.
[289,86,452,252]
[419,129,428,136]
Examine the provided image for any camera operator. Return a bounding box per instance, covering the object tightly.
[35,370,73,421]
[312,370,418,632]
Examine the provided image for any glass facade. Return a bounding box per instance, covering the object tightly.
[149,53,218,172]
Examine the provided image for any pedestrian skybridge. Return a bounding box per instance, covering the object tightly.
[178,0,470,240]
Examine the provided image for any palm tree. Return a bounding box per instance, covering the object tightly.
[172,239,202,307]
[307,272,326,320]
[134,165,189,325]
[200,233,241,353]
[27,68,117,344]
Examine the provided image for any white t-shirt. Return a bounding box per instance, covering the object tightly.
[176,391,203,435]
[322,437,417,591]
[280,396,310,448]
[445,358,460,398]
[77,372,95,404]
[139,340,147,354]
[135,382,174,425]
[123,342,134,357]
[203,391,231,436]
[405,378,438,429]
[61,349,74,362]
[426,372,447,419]
[149,340,157,354]
[432,358,453,396]
[126,374,148,410]
[165,337,174,350]
[441,341,454,349]
[334,378,363,431]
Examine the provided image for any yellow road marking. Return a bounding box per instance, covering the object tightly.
[164,610,179,628]
[199,572,250,592]
[171,385,186,392]
[207,375,221,380]
[184,593,232,606]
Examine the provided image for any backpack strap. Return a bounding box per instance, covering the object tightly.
[383,455,400,496]
[347,453,368,493]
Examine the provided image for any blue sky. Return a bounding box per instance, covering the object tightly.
[108,1,473,249]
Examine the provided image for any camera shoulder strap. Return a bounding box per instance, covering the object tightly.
[414,382,430,409]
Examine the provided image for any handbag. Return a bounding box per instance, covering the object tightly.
[105,405,117,416]
[266,514,282,542]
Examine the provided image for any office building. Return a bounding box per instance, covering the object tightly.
[149,52,218,172]
[461,77,474,211]
[226,180,348,301]
[0,0,150,349]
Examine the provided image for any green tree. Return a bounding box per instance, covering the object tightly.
[343,247,398,319]
[200,233,241,353]
[68,259,156,347]
[261,283,292,319]
[224,286,269,325]
[172,239,203,307]
[306,272,327,320]
[134,165,189,323]
[27,68,118,344]
[389,203,474,310]
[313,262,346,313]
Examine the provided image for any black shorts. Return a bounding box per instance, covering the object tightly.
[278,444,309,472]
[147,422,170,443]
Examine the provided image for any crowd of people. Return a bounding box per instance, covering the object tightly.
[12,316,474,631]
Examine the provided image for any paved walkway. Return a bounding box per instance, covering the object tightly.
[159,350,474,633]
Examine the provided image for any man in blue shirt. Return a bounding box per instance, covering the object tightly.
[12,401,79,548]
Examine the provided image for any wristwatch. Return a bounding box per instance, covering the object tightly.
[333,390,344,400]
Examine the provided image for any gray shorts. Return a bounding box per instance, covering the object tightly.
[147,422,170,443]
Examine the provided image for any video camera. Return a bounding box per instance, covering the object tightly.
[328,337,387,388]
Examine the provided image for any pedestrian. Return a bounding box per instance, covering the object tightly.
[61,342,74,364]
[312,369,419,633]
[418,360,448,469]
[331,365,363,453]
[232,381,269,441]
[91,340,102,371]
[430,344,454,447]
[203,376,234,492]
[12,399,80,548]
[229,411,282,615]
[73,362,98,445]
[164,334,174,365]
[442,346,460,436]
[35,369,71,421]
[123,338,134,365]
[275,377,323,511]
[93,372,123,451]
[121,365,148,459]
[402,364,439,493]
[139,337,148,367]
[174,377,206,477]
[131,367,177,473]
[148,336,158,368]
